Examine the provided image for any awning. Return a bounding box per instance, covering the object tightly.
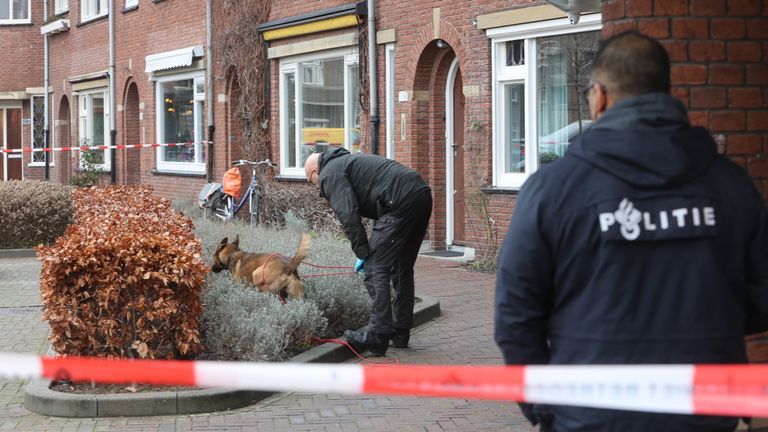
[258,2,365,41]
[145,45,204,74]
[41,18,70,35]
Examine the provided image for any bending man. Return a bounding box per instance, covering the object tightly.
[305,148,432,356]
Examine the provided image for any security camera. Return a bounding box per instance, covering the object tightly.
[568,13,580,25]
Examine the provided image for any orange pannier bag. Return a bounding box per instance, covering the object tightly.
[222,167,242,200]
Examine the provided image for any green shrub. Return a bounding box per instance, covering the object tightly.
[201,274,328,361]
[69,148,103,188]
[0,180,73,249]
[193,212,370,360]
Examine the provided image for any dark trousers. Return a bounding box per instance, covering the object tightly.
[363,189,432,335]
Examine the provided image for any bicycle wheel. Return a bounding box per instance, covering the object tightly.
[215,195,235,221]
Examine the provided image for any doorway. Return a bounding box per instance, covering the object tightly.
[445,58,465,246]
[1,108,23,181]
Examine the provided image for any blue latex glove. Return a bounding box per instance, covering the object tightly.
[354,258,366,273]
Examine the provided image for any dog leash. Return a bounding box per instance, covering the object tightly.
[300,261,356,278]
[302,261,354,270]
[313,338,400,365]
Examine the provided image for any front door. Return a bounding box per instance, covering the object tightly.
[446,58,465,246]
[2,109,22,181]
[452,68,465,244]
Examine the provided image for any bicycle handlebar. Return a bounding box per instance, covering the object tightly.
[232,159,276,168]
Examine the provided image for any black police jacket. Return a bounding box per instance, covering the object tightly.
[317,148,429,259]
[495,94,768,431]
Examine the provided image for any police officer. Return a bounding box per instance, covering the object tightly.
[495,31,768,431]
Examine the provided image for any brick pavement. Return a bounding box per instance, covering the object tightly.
[0,255,532,431]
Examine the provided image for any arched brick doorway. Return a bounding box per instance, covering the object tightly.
[411,40,463,250]
[122,82,141,184]
[56,96,71,184]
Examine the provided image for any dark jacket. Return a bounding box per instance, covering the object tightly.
[317,148,429,259]
[495,94,768,431]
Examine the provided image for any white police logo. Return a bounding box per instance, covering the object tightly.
[598,198,717,241]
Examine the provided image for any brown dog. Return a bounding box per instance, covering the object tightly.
[211,233,310,301]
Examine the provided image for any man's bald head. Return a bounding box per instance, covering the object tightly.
[304,153,321,186]
[591,31,670,103]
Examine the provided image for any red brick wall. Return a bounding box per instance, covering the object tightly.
[602,0,768,201]
[37,0,218,201]
[265,0,529,255]
[0,3,43,92]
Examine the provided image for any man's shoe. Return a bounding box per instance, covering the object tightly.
[391,328,410,348]
[343,329,389,356]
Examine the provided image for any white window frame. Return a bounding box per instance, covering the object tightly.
[77,88,110,171]
[0,0,31,24]
[125,0,138,9]
[385,43,395,160]
[279,48,359,178]
[55,0,68,14]
[154,71,206,174]
[81,0,108,23]
[29,95,53,167]
[488,14,602,189]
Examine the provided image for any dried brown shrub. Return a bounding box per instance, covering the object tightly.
[37,185,205,359]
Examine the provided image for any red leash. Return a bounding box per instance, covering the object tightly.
[302,261,354,270]
[300,260,356,278]
[302,271,356,278]
[313,338,400,364]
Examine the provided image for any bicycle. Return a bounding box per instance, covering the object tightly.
[197,159,276,227]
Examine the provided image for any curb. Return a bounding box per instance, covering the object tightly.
[24,294,441,417]
[0,248,37,259]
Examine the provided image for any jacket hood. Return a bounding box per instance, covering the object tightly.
[318,147,350,172]
[568,94,718,189]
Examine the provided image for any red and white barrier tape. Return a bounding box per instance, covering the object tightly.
[0,141,209,154]
[2,352,767,417]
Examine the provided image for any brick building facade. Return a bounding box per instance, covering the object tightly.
[0,0,766,260]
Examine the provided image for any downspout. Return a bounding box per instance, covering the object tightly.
[205,0,214,182]
[108,0,116,184]
[366,0,378,155]
[43,0,50,180]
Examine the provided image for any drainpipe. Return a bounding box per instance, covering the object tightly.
[367,0,378,155]
[206,0,214,182]
[43,0,50,180]
[108,0,116,184]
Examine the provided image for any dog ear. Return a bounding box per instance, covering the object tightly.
[233,234,240,248]
[220,237,228,245]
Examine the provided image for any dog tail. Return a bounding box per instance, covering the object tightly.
[287,233,311,274]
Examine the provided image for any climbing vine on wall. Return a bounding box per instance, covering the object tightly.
[214,0,272,161]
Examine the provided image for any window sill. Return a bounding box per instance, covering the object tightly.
[151,169,205,178]
[0,21,32,26]
[54,9,69,16]
[481,187,519,195]
[28,163,56,167]
[77,14,108,27]
[122,5,138,13]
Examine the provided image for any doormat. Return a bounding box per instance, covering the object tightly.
[419,250,464,258]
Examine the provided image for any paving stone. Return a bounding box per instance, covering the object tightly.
[0,256,530,430]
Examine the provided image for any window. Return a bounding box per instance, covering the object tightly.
[78,89,110,170]
[489,15,601,188]
[125,0,138,9]
[81,0,108,22]
[55,0,68,14]
[155,73,206,173]
[279,49,360,176]
[0,0,30,23]
[30,96,52,166]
